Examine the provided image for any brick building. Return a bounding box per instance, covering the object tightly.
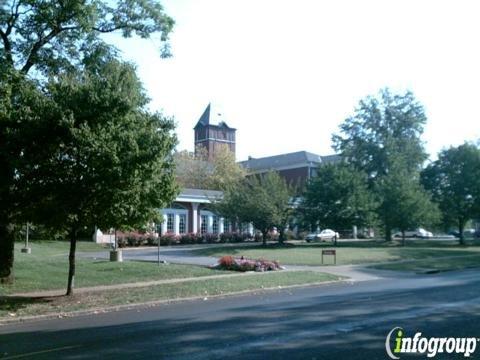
[194,103,236,160]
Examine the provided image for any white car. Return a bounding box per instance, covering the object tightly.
[305,229,340,242]
[393,228,433,238]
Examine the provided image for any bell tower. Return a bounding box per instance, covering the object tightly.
[194,103,236,160]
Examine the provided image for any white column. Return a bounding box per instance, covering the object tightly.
[207,215,213,233]
[161,214,168,235]
[219,217,225,234]
[174,213,180,235]
[192,203,199,233]
[248,223,254,236]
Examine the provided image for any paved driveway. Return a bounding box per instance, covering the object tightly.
[83,245,393,282]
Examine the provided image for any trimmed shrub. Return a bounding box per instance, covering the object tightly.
[201,233,219,244]
[159,233,178,246]
[213,256,283,272]
[146,235,157,246]
[117,236,128,248]
[179,233,199,245]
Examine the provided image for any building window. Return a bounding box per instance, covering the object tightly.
[201,215,208,234]
[179,214,187,234]
[224,219,230,233]
[212,216,218,234]
[167,214,174,233]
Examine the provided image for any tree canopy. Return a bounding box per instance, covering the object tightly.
[15,57,178,294]
[174,144,245,191]
[332,89,434,240]
[214,171,292,245]
[332,88,428,180]
[0,0,174,75]
[377,164,440,244]
[421,143,480,244]
[0,0,175,284]
[299,164,377,232]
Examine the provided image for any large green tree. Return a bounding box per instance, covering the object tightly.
[215,171,292,246]
[377,165,440,245]
[332,89,432,240]
[16,57,177,295]
[0,0,174,283]
[299,164,377,233]
[332,89,428,180]
[421,143,480,245]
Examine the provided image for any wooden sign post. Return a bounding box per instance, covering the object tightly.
[321,249,336,265]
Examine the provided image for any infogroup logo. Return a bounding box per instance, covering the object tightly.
[385,327,479,359]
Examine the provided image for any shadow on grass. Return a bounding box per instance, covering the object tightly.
[0,295,56,314]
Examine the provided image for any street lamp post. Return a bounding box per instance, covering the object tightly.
[21,223,31,254]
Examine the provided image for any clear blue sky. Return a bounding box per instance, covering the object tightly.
[106,0,480,162]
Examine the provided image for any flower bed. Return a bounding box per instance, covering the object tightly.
[212,255,284,272]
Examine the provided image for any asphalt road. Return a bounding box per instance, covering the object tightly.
[2,269,480,359]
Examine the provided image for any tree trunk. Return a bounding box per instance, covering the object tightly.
[385,226,392,242]
[459,219,466,246]
[66,227,78,295]
[0,222,15,284]
[278,228,285,245]
[262,229,268,247]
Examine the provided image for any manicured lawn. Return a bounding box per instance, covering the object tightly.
[192,240,480,266]
[372,254,480,273]
[0,241,227,295]
[0,271,341,319]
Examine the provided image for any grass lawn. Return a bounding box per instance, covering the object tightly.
[0,241,228,295]
[372,254,480,273]
[192,239,480,267]
[0,271,341,319]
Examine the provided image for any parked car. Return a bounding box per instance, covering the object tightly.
[448,229,477,238]
[305,229,340,242]
[393,228,433,238]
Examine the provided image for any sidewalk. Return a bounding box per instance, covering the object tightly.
[285,264,401,282]
[9,271,281,298]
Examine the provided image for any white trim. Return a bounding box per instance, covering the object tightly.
[161,208,189,235]
[176,195,221,204]
[195,138,235,144]
[192,203,199,233]
[245,163,315,173]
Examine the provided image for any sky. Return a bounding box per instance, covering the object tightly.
[106,0,480,162]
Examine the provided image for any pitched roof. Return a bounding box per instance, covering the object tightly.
[194,103,235,130]
[239,151,341,172]
[176,188,223,204]
[180,188,223,197]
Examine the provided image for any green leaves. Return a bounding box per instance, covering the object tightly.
[214,172,292,243]
[421,143,480,242]
[333,88,428,179]
[14,58,178,232]
[300,164,377,231]
[174,145,245,191]
[332,89,437,240]
[0,0,174,75]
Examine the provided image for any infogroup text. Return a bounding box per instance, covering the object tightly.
[386,327,478,358]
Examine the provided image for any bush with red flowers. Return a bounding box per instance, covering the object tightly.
[214,256,283,272]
